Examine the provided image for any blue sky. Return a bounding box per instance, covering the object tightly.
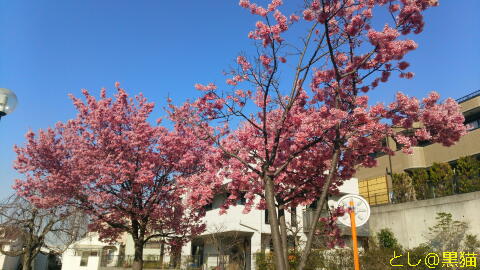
[1,1,479,196]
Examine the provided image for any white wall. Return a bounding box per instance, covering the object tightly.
[338,177,359,195]
[61,233,120,270]
[369,191,480,248]
[61,249,100,270]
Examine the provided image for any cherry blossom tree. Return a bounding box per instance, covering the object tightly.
[13,86,210,270]
[168,1,466,269]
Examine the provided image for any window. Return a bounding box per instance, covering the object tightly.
[78,250,98,266]
[103,248,116,265]
[204,203,213,211]
[265,209,270,224]
[236,192,247,205]
[466,119,480,131]
[287,235,297,248]
[80,252,89,266]
[145,239,162,249]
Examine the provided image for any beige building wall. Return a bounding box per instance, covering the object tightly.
[355,94,480,203]
[355,128,480,181]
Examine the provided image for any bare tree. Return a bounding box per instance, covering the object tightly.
[0,195,88,270]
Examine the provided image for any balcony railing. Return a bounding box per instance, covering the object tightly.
[456,89,480,104]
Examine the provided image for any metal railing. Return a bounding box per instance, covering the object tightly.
[456,89,480,103]
[362,191,391,206]
[99,254,198,269]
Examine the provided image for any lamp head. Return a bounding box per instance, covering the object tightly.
[0,88,18,117]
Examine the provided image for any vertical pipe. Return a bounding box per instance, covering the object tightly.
[349,200,360,270]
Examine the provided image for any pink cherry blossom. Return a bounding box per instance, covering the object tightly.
[237,56,252,71]
[169,1,458,269]
[194,82,217,91]
[14,87,211,270]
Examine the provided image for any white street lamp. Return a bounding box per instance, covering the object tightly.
[0,88,18,120]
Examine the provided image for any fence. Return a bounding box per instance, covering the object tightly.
[358,175,390,206]
[99,255,203,269]
[360,173,480,206]
[455,89,480,103]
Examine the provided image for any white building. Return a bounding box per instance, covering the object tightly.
[61,233,121,270]
[60,178,361,270]
[61,232,171,270]
[181,177,362,270]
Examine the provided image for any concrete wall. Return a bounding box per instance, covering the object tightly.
[368,191,480,248]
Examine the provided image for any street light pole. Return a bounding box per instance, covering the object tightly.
[0,88,18,121]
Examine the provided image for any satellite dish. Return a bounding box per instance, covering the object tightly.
[336,194,370,227]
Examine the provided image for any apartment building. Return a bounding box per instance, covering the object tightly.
[355,90,480,205]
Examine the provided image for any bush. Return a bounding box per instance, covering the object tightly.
[456,156,480,193]
[377,228,401,250]
[392,173,416,203]
[410,168,430,200]
[254,252,274,270]
[255,218,480,270]
[429,163,455,197]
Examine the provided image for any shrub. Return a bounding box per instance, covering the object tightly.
[377,228,401,250]
[429,163,455,197]
[455,156,480,193]
[392,173,416,203]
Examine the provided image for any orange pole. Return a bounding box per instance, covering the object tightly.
[349,200,361,270]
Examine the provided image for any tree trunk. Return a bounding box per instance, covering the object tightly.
[132,240,144,270]
[264,175,287,270]
[291,206,299,249]
[22,250,34,270]
[159,241,165,269]
[278,207,289,268]
[169,244,182,269]
[298,149,340,270]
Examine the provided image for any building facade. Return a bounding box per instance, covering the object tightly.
[181,177,361,270]
[355,90,480,205]
[60,178,361,270]
[61,232,175,270]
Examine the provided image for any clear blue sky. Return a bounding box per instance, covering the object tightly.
[1,1,479,196]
